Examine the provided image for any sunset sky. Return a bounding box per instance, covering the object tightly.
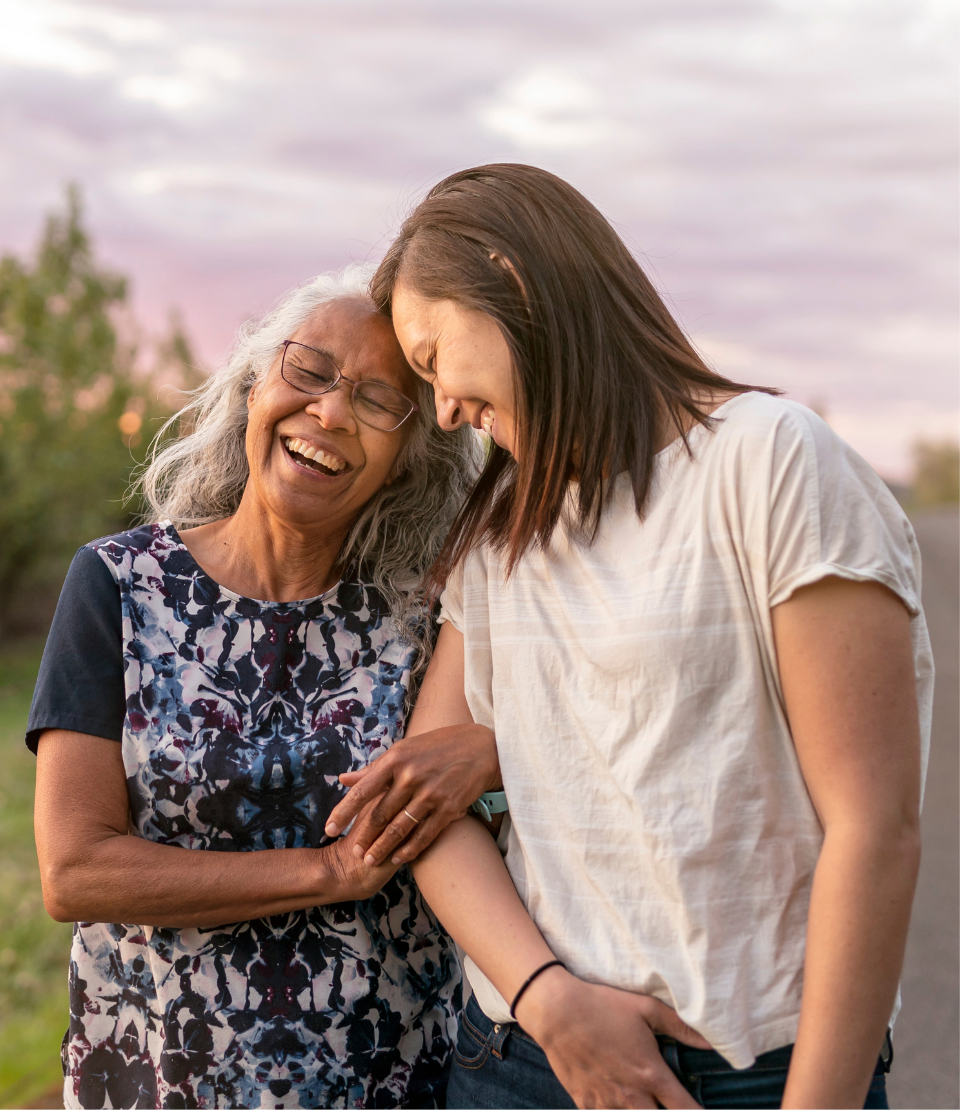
[1,0,956,479]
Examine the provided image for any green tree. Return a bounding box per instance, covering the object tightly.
[0,188,194,635]
[913,439,960,507]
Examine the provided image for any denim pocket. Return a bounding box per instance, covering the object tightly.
[453,1009,496,1070]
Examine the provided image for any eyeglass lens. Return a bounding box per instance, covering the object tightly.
[281,342,415,431]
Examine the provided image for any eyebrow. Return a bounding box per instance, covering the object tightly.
[294,340,342,367]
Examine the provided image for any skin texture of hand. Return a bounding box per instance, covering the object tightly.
[516,968,708,1110]
[324,722,500,865]
[325,621,500,866]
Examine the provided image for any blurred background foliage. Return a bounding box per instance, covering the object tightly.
[0,193,955,1108]
[912,440,960,509]
[0,187,200,639]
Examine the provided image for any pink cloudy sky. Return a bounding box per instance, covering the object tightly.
[1,0,956,479]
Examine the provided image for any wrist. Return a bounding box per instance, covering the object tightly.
[318,839,358,903]
[512,965,578,1042]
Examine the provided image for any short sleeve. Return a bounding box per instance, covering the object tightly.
[26,546,125,753]
[764,404,922,615]
[437,560,465,632]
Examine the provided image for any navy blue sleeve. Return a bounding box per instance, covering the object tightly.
[25,545,124,753]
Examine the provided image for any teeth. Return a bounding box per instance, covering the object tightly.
[284,437,345,473]
[318,450,343,471]
[481,410,495,434]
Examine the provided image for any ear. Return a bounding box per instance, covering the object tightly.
[246,380,259,410]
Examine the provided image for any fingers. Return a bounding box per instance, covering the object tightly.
[652,1068,702,1110]
[358,791,472,866]
[386,811,461,865]
[357,801,420,865]
[638,997,711,1050]
[325,756,394,836]
[349,778,419,861]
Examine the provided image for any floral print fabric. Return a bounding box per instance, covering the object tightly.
[63,523,459,1109]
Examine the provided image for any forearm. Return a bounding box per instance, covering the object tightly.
[782,821,920,1109]
[412,815,556,1004]
[42,832,364,928]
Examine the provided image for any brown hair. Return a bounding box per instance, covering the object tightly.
[371,163,775,583]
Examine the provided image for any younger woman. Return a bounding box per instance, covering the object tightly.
[333,164,931,1109]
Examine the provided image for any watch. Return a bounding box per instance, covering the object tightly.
[471,790,509,822]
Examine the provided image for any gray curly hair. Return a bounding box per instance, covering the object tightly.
[137,264,481,685]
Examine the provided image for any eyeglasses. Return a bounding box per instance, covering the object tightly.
[280,340,419,432]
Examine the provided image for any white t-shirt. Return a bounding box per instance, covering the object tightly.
[439,392,933,1069]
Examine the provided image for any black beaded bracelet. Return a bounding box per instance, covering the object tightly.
[509,959,566,1020]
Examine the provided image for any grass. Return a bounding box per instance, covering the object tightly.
[0,639,72,1109]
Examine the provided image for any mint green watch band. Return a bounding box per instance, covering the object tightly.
[471,790,509,822]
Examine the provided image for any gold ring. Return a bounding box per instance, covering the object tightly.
[403,808,421,825]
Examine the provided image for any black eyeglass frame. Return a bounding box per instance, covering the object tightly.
[279,339,420,432]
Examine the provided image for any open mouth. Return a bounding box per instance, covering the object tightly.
[283,437,349,477]
[480,405,495,436]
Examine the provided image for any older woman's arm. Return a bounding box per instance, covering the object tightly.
[34,730,397,928]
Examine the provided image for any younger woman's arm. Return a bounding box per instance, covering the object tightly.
[413,817,707,1110]
[774,577,922,1109]
[399,623,708,1110]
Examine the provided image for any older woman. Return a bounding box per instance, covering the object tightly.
[27,268,492,1109]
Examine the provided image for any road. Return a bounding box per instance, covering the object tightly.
[888,508,959,1110]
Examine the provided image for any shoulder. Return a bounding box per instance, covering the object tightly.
[87,522,170,563]
[708,392,828,452]
[704,392,886,495]
[86,522,189,582]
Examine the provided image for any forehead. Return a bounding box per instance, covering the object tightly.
[290,296,415,389]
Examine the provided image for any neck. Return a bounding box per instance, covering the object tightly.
[179,493,348,603]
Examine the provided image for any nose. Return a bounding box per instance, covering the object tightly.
[433,383,466,432]
[303,382,358,434]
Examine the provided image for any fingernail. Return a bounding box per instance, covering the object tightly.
[364,853,376,866]
[325,822,338,836]
[391,856,402,865]
[352,845,364,859]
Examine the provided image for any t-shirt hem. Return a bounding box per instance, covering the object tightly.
[769,561,920,617]
[26,715,123,753]
[467,953,803,1073]
[708,1014,800,1071]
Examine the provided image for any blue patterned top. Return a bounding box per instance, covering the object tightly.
[51,523,459,1109]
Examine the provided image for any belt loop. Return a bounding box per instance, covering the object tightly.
[881,1029,894,1073]
[491,1020,511,1060]
[660,1036,681,1079]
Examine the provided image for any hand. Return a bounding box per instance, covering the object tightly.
[517,967,709,1109]
[324,796,400,900]
[324,724,500,866]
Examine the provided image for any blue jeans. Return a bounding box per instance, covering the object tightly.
[446,994,890,1109]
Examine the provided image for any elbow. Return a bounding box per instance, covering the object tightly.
[825,808,922,879]
[40,856,95,923]
[40,863,78,922]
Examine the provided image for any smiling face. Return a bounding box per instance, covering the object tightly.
[390,280,519,457]
[244,295,419,533]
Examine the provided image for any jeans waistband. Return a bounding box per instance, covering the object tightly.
[657,1030,893,1079]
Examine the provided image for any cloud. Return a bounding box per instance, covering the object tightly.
[477,67,625,149]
